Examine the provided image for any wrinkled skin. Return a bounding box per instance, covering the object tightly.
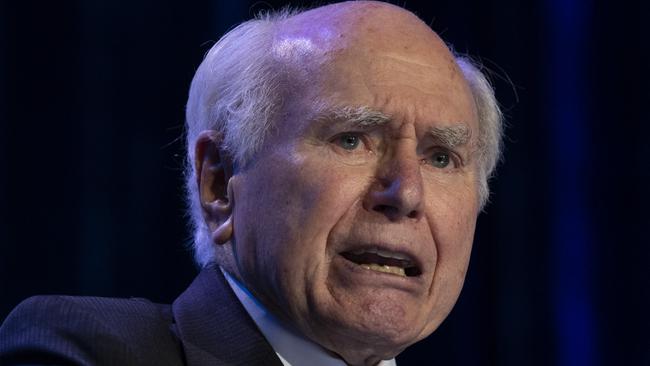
[198,2,481,365]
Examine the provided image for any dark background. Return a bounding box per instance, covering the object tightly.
[1,0,648,365]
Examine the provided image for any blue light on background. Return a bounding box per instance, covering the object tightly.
[545,0,596,365]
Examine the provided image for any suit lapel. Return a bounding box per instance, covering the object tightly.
[172,266,284,366]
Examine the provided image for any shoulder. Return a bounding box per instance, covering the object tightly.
[0,295,184,366]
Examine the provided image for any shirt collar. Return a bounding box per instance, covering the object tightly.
[222,268,397,366]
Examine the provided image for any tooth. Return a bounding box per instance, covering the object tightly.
[359,263,406,277]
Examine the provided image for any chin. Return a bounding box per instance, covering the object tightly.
[323,331,410,366]
[306,297,430,364]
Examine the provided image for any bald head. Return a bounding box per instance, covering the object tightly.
[270,2,465,96]
[266,2,478,152]
[276,1,443,50]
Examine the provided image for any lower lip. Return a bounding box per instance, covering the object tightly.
[331,254,426,293]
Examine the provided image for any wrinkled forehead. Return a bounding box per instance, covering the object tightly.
[267,2,478,129]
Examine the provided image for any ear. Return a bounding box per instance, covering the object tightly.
[194,130,235,245]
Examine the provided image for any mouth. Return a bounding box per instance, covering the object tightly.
[340,247,422,277]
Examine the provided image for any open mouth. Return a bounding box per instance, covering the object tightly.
[340,247,422,277]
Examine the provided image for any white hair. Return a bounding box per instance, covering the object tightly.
[184,11,503,268]
[456,57,504,206]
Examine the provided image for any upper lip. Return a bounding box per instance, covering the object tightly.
[338,242,424,277]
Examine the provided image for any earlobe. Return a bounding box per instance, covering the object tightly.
[212,215,233,245]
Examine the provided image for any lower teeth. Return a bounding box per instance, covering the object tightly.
[360,263,406,277]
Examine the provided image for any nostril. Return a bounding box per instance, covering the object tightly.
[373,204,410,221]
[373,204,395,215]
[373,204,421,220]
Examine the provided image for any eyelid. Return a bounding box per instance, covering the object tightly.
[425,146,464,169]
[330,131,374,150]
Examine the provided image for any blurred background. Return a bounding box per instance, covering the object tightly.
[1,0,648,365]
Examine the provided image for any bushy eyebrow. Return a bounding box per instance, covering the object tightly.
[312,106,391,129]
[428,125,472,149]
[312,105,472,149]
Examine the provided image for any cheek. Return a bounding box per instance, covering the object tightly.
[436,212,476,276]
[285,148,374,231]
[420,179,478,326]
[427,184,477,276]
[234,151,370,293]
[425,174,478,241]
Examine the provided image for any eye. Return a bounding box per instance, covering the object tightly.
[327,132,375,165]
[428,150,452,169]
[336,133,361,150]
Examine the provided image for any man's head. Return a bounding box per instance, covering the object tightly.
[186,1,502,364]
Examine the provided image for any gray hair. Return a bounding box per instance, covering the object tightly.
[184,11,503,268]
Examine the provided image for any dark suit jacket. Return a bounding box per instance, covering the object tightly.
[0,267,285,366]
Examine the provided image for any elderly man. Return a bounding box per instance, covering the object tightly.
[0,1,502,365]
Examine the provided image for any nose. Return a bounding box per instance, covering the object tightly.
[363,149,424,221]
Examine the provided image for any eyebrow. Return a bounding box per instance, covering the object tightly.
[312,105,472,148]
[313,105,391,128]
[428,125,472,149]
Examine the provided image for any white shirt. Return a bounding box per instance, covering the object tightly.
[223,269,397,366]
